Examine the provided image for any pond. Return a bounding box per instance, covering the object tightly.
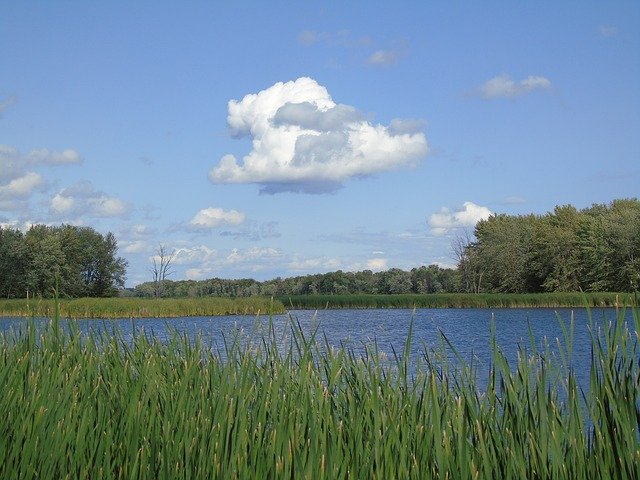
[1,306,636,392]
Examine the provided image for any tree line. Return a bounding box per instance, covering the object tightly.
[132,265,460,298]
[456,198,639,293]
[4,198,636,300]
[134,198,639,298]
[0,224,127,298]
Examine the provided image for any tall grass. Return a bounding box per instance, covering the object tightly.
[0,296,285,318]
[278,292,631,309]
[0,308,638,478]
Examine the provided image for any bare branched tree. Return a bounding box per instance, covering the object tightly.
[150,244,176,298]
[450,229,483,293]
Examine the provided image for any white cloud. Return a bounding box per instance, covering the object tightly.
[288,256,342,271]
[172,246,218,265]
[188,207,245,230]
[49,181,130,219]
[477,74,551,99]
[27,148,82,165]
[151,245,285,280]
[428,202,493,235]
[0,144,83,213]
[0,219,41,231]
[0,145,82,180]
[186,267,213,280]
[226,247,283,265]
[89,197,128,217]
[366,258,388,271]
[208,77,428,194]
[0,172,44,199]
[50,192,75,213]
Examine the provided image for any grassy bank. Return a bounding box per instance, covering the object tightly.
[278,292,634,309]
[0,309,638,478]
[0,296,286,319]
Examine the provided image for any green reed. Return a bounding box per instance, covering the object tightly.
[0,307,638,479]
[278,292,629,310]
[0,296,285,318]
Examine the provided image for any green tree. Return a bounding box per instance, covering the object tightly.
[24,226,66,297]
[0,228,28,298]
[606,199,640,291]
[530,206,581,292]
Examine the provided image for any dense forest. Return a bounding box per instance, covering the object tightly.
[133,198,639,298]
[458,198,640,293]
[133,264,459,298]
[0,225,127,298]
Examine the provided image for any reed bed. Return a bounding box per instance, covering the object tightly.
[0,309,638,479]
[278,292,630,310]
[0,296,286,319]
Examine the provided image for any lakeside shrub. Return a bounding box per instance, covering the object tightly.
[0,308,638,478]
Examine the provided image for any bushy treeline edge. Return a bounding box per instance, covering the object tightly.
[0,224,127,298]
[460,198,640,293]
[1,308,638,478]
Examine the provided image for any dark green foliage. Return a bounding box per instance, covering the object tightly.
[133,265,461,298]
[0,224,127,298]
[463,198,640,293]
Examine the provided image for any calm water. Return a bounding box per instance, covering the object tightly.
[1,307,636,390]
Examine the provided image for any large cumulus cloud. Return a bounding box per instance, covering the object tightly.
[208,77,428,194]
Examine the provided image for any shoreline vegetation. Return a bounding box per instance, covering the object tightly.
[0,296,286,319]
[0,308,637,478]
[277,291,635,310]
[0,292,635,318]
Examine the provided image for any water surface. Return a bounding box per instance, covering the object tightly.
[1,307,636,391]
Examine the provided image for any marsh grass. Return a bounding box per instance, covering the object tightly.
[0,307,638,479]
[278,292,629,310]
[0,296,285,319]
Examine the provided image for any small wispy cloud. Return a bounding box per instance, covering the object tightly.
[502,196,527,205]
[187,207,245,231]
[220,221,281,241]
[598,25,618,37]
[366,49,403,66]
[0,95,17,116]
[475,74,552,100]
[297,29,371,47]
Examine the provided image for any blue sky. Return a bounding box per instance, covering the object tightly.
[1,2,638,286]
